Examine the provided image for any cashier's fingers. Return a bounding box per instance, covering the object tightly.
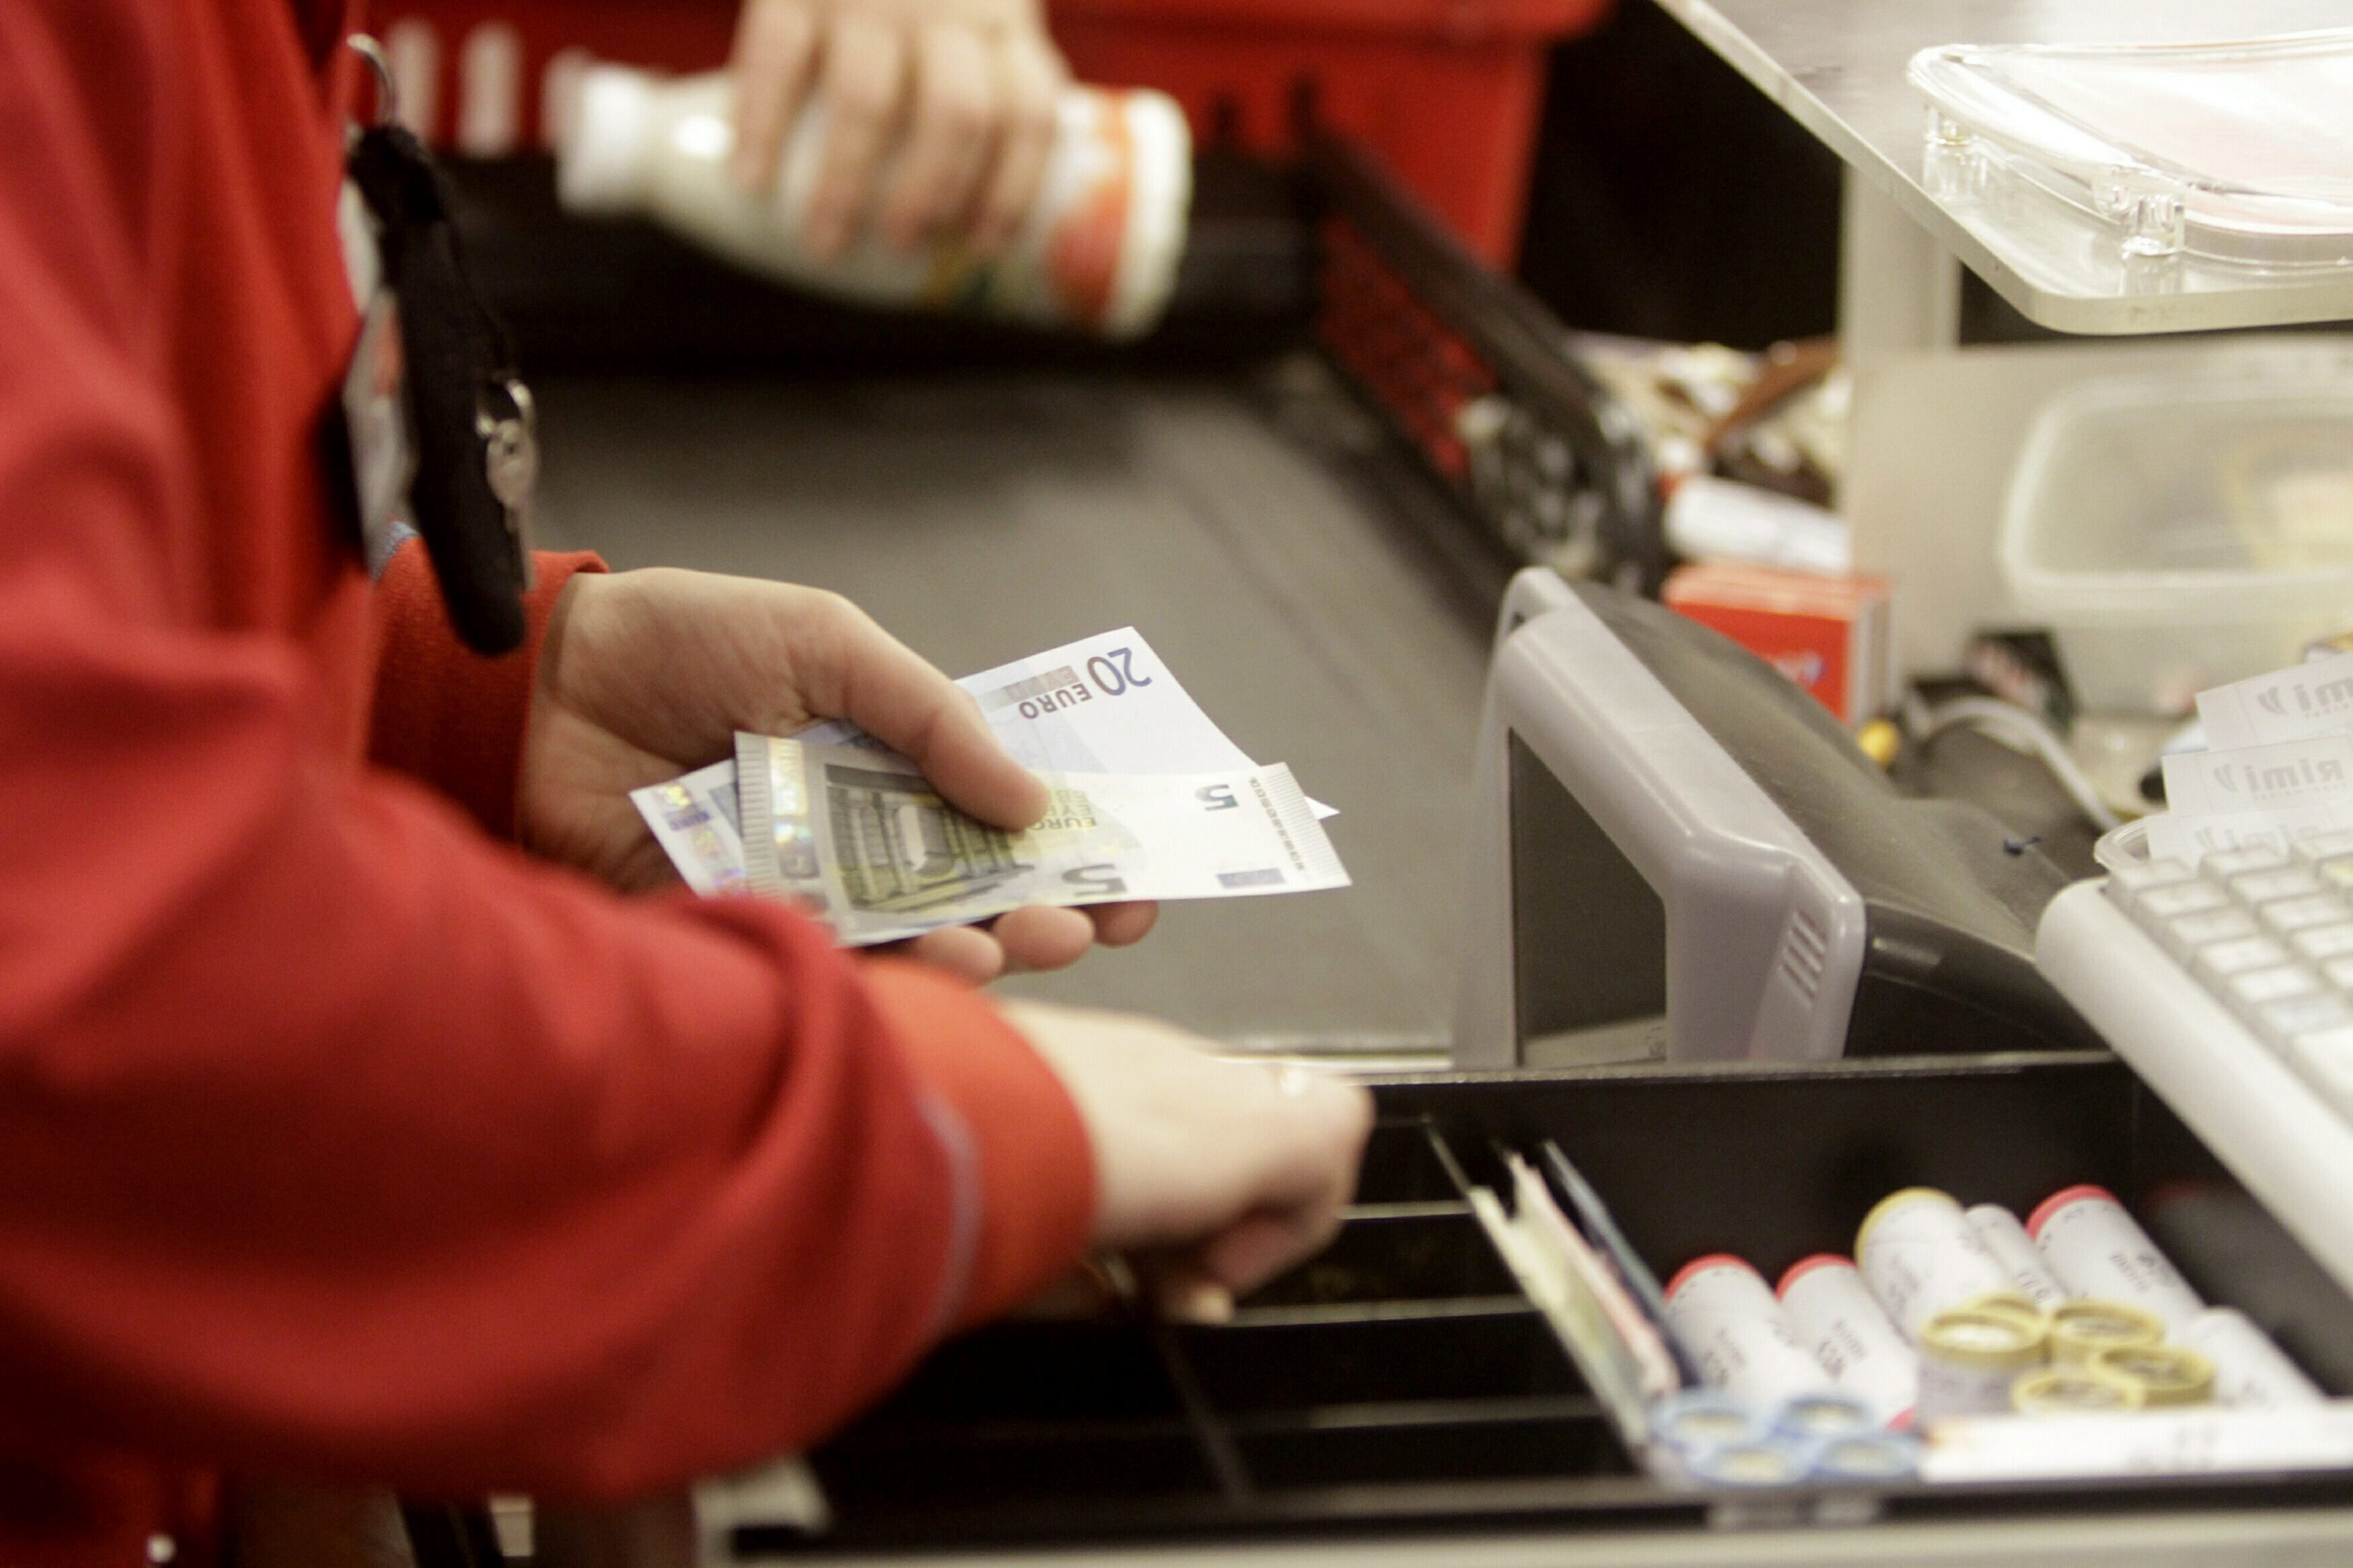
[877,22,998,251]
[799,595,1051,831]
[728,0,822,192]
[1002,1000,1373,1268]
[971,34,1065,255]
[900,925,1007,985]
[803,13,908,258]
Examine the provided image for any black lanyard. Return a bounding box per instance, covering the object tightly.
[343,36,536,656]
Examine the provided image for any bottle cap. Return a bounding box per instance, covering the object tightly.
[558,65,657,215]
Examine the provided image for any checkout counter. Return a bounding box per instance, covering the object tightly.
[420,6,2353,1561]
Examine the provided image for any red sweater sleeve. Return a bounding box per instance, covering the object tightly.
[367,539,605,840]
[0,0,1092,1505]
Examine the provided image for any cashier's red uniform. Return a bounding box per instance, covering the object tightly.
[0,2,1096,1562]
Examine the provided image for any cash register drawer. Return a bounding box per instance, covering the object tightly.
[733,1057,2353,1557]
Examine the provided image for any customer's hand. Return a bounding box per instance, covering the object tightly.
[520,567,1156,980]
[728,0,1071,258]
[1004,1001,1375,1321]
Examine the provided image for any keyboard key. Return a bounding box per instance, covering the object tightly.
[2208,848,2292,878]
[2229,868,2324,907]
[2318,859,2353,895]
[2225,965,2324,1017]
[2295,831,2353,865]
[2135,881,2231,923]
[2110,857,2196,895]
[2260,895,2352,936]
[2166,907,2259,955]
[2287,1027,2353,1114]
[2197,936,2292,985]
[2292,923,2353,963]
[2257,991,2353,1047]
[2325,956,2353,991]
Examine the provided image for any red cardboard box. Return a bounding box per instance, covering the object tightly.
[1665,561,1893,726]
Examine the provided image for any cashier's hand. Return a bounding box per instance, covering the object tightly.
[522,568,1157,980]
[1005,1001,1376,1321]
[727,0,1070,257]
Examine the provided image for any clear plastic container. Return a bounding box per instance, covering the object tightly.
[1999,374,2353,714]
[1910,30,2353,270]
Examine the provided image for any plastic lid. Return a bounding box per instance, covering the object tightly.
[2026,1183,2118,1240]
[1909,30,2353,268]
[557,65,656,216]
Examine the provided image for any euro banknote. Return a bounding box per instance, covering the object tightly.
[735,732,1350,946]
[632,626,1330,897]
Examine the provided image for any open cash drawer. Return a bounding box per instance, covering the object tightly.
[709,1057,2353,1558]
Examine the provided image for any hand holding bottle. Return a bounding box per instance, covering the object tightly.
[727,0,1072,258]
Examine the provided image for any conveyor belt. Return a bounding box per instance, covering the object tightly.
[532,359,1506,1048]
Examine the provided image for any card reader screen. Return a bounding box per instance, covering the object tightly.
[1508,733,1667,1048]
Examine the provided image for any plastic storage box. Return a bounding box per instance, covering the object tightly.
[2000,374,2353,715]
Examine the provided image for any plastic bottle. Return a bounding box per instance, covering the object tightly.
[557,65,1190,339]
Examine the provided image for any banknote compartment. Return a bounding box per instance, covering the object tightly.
[740,1061,2353,1557]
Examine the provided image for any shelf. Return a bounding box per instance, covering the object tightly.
[1650,0,2353,335]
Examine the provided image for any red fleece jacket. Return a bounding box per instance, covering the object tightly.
[0,3,1093,1563]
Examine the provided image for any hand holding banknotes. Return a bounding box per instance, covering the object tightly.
[1004,1001,1375,1321]
[522,569,1154,979]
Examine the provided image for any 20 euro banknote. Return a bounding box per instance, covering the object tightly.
[633,626,1332,896]
[734,731,1351,946]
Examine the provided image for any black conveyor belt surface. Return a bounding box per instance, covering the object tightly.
[531,362,1500,1046]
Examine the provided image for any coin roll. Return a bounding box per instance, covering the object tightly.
[2013,1365,2146,1415]
[2049,1300,2167,1365]
[1777,1254,1919,1430]
[2028,1184,2204,1329]
[1665,1255,1838,1410]
[2178,1307,2325,1409]
[1856,1188,2013,1341]
[1917,1306,2048,1424]
[2088,1343,2217,1407]
[1966,1203,2069,1310]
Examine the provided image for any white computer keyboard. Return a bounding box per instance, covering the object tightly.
[2039,839,2353,1305]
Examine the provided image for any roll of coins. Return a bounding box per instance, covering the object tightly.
[1964,1290,2052,1331]
[1966,1203,2069,1310]
[1808,1432,1921,1483]
[1918,1305,2048,1424]
[2089,1344,2217,1407]
[1652,1389,1769,1455]
[1777,1255,1919,1430]
[2013,1365,2146,1415]
[2049,1300,2167,1365]
[1688,1438,1814,1487]
[1665,1255,1837,1410]
[1856,1188,2013,1341]
[2028,1184,2204,1329]
[1773,1391,1878,1442]
[2178,1307,2325,1409]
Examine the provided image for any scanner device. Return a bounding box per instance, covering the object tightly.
[1455,569,2100,1066]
